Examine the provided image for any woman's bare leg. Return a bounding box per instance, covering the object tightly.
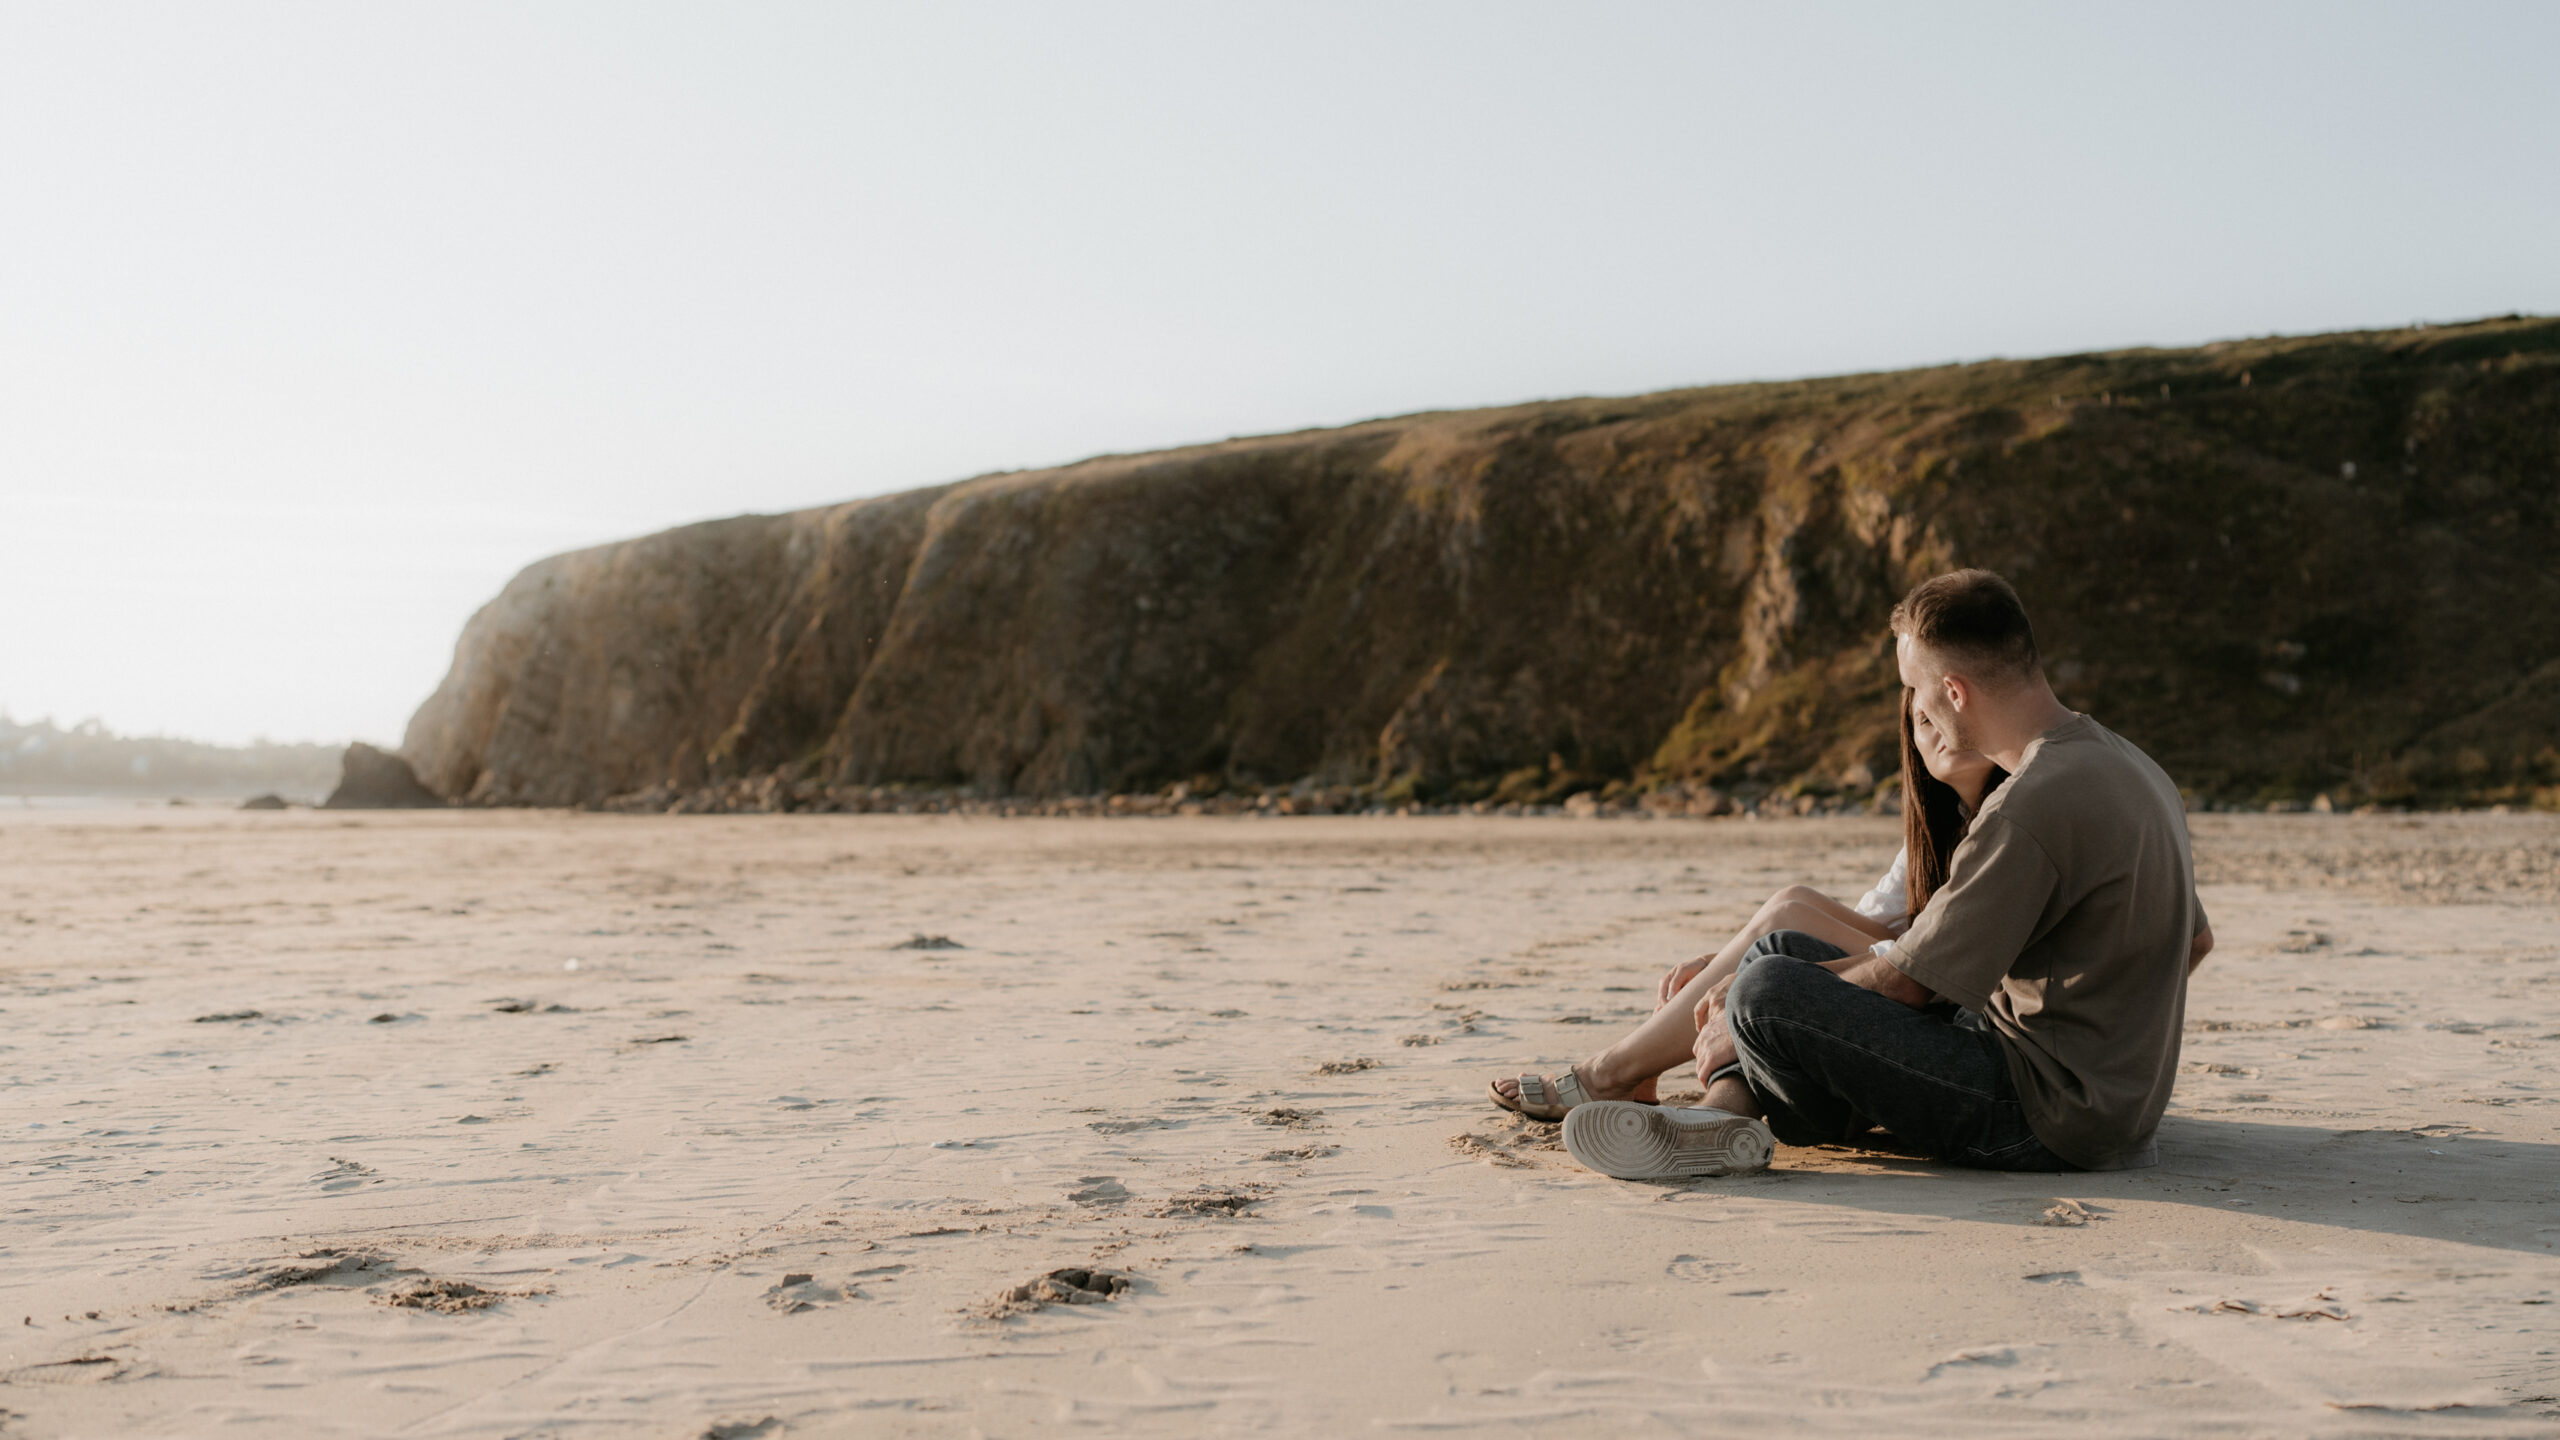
[1493,886,1895,1106]
[1664,887,1897,1012]
[1579,890,1894,1096]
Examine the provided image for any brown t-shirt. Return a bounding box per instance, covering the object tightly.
[1889,714,2205,1170]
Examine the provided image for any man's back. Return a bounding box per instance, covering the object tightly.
[1891,714,2203,1169]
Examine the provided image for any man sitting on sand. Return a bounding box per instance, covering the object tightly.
[1560,568,2213,1179]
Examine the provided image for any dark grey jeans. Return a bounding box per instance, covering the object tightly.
[1714,930,2075,1172]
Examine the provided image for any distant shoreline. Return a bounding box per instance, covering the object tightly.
[3,789,329,808]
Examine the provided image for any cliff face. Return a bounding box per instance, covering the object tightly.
[406,316,2560,811]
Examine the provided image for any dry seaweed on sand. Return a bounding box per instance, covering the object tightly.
[1253,1107,1323,1129]
[1150,1184,1268,1218]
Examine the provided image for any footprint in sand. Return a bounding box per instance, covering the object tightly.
[1667,1255,1737,1282]
[385,1278,528,1313]
[1923,1345,2039,1381]
[1067,1177,1131,1205]
[235,1250,535,1311]
[308,1158,380,1193]
[764,1273,849,1313]
[1447,1134,1532,1168]
[245,1250,404,1292]
[2037,1199,2097,1227]
[0,1355,126,1386]
[976,1268,1131,1318]
[1977,1196,2103,1227]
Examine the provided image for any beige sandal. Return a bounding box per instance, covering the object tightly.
[1488,1067,1595,1122]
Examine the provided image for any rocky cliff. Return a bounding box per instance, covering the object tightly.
[405,316,2560,812]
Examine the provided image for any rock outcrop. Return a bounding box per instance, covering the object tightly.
[322,742,447,810]
[404,316,2560,812]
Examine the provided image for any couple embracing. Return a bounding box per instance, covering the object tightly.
[1491,569,2213,1177]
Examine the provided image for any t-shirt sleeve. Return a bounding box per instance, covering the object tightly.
[1887,813,2059,1010]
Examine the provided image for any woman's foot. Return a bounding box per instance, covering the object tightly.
[1488,1063,1658,1119]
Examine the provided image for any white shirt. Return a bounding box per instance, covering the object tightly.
[1862,801,1974,959]
[1851,846,1912,936]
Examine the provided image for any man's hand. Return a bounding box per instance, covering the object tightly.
[1693,990,1739,1085]
[2187,924,2215,975]
[1658,955,1711,1006]
[1824,950,1936,1008]
[1691,972,1735,1034]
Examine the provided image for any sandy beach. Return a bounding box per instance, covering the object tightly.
[3,808,2555,1436]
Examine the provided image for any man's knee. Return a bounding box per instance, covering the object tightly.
[1728,937,1840,1025]
[1740,927,1849,968]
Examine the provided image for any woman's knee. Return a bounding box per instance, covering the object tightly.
[1741,891,1830,949]
[1762,898,1840,938]
[1754,885,1826,921]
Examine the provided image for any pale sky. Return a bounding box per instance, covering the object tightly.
[4,2,2555,747]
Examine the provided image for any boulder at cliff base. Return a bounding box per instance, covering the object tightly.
[323,743,447,809]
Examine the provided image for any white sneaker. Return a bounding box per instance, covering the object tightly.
[1563,1101,1774,1180]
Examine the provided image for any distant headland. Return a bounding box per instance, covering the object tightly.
[399,315,2560,816]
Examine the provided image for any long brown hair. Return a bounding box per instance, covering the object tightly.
[1900,688,2008,916]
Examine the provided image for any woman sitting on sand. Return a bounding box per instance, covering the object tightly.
[1490,690,2006,1120]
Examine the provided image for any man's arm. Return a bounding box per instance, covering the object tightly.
[1820,949,1935,1007]
[1690,946,1937,1084]
[1875,813,2054,1013]
[2187,924,2215,974]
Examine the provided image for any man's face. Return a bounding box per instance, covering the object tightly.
[1896,634,1975,751]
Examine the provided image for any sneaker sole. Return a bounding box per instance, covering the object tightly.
[1562,1101,1774,1179]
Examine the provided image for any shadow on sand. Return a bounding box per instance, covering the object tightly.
[1712,1115,2560,1257]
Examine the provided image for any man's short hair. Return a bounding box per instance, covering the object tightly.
[1890,569,2039,680]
